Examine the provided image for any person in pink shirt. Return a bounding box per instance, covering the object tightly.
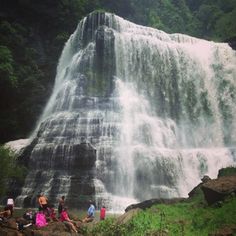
[60,207,78,233]
[35,210,48,228]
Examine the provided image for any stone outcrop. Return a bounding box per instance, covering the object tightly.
[125,198,186,212]
[201,175,236,205]
[0,219,83,236]
[188,175,211,198]
[116,208,141,224]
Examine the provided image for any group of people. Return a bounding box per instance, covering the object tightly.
[1,194,106,233]
[57,195,106,222]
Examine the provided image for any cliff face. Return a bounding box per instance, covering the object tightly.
[201,175,236,205]
[14,11,236,212]
[15,12,117,209]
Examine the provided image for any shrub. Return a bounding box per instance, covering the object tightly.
[218,166,236,177]
[0,145,26,197]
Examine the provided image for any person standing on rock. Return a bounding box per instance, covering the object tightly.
[58,196,65,217]
[38,193,48,212]
[100,205,106,220]
[6,197,14,216]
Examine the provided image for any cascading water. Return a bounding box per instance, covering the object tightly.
[16,12,236,211]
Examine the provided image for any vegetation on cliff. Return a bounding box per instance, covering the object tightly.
[0,145,26,197]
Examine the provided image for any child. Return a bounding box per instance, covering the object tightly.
[100,206,106,220]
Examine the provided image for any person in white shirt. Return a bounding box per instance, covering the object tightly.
[6,197,14,216]
[82,200,95,223]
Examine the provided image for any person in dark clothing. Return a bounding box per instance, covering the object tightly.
[58,196,65,217]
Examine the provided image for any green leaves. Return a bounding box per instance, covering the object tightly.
[0,46,17,87]
[0,145,26,197]
[0,20,47,142]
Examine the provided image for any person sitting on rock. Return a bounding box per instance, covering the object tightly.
[83,200,95,223]
[0,209,11,222]
[58,196,65,217]
[60,207,78,233]
[35,210,48,228]
[47,205,58,222]
[23,208,36,224]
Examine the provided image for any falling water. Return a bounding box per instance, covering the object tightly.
[16,12,236,211]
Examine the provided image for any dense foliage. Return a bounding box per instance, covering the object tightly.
[0,145,26,197]
[0,0,235,143]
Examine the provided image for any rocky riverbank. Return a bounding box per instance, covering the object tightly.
[1,168,236,235]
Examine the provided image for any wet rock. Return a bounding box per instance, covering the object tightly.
[201,176,236,205]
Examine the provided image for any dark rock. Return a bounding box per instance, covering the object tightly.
[201,176,236,205]
[125,198,186,212]
[201,175,211,183]
[188,175,211,198]
[225,36,236,50]
[188,183,203,198]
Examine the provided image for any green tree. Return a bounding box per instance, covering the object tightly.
[0,45,17,88]
[215,9,236,39]
[0,146,26,197]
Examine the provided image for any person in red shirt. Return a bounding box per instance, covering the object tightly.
[100,206,106,220]
[60,207,78,233]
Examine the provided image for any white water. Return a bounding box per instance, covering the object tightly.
[18,12,236,211]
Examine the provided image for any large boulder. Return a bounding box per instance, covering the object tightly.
[201,175,236,205]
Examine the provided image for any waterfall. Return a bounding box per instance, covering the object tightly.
[17,12,236,211]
